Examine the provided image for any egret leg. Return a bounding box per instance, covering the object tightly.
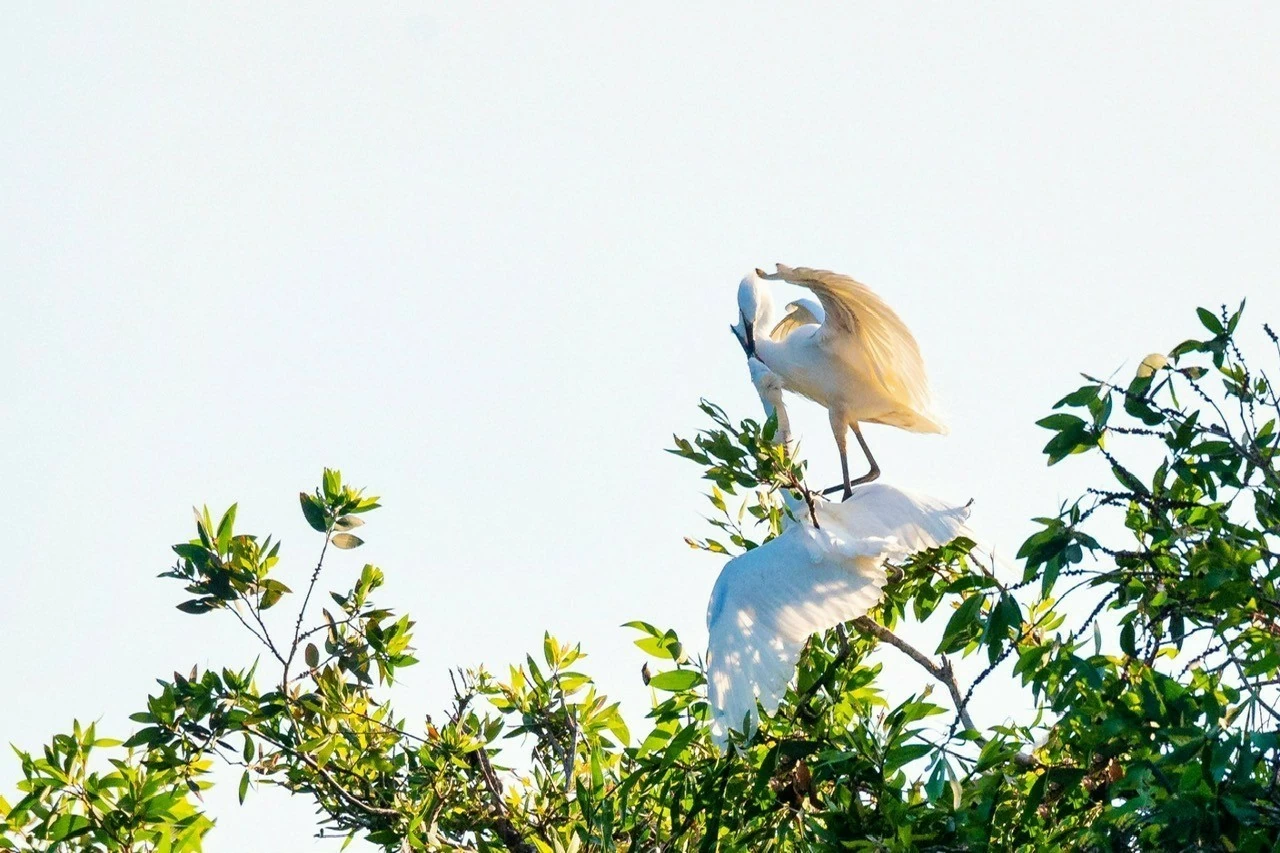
[849,424,881,486]
[821,422,880,500]
[821,411,854,501]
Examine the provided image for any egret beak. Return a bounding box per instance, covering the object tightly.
[730,310,756,357]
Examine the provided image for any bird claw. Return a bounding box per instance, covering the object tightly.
[820,483,854,500]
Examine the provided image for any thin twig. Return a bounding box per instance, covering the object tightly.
[284,531,334,684]
[228,603,284,665]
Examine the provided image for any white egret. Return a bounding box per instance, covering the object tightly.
[704,481,973,749]
[706,358,972,749]
[736,265,945,500]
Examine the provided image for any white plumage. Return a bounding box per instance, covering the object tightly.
[704,483,972,750]
[746,356,792,445]
[736,265,945,499]
[706,355,971,750]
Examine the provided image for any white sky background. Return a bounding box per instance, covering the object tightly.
[3,4,1280,849]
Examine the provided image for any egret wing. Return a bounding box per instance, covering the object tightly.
[819,483,973,554]
[705,524,889,749]
[769,298,825,341]
[760,264,935,418]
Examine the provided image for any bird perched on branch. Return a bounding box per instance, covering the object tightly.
[733,264,945,499]
[705,358,973,750]
[704,480,973,750]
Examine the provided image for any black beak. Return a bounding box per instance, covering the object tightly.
[730,310,756,357]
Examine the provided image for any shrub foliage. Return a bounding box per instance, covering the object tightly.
[4,303,1280,851]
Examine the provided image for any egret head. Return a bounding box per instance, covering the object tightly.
[730,270,773,358]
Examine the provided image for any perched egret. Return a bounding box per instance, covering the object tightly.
[736,265,945,500]
[706,357,972,749]
[704,481,973,749]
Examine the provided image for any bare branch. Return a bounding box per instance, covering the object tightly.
[852,617,982,740]
[284,531,334,685]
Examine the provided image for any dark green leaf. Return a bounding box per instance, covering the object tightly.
[300,493,329,533]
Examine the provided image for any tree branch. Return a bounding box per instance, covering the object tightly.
[284,531,333,684]
[852,617,982,740]
[449,670,537,853]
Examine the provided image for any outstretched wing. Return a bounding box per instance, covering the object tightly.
[705,524,889,749]
[818,482,973,554]
[758,264,935,418]
[769,298,825,341]
[705,483,975,750]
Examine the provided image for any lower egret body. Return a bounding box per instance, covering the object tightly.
[705,482,973,749]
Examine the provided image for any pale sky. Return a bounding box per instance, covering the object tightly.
[3,4,1280,850]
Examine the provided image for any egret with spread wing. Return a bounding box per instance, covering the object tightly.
[705,480,973,750]
[735,265,945,499]
[706,357,972,749]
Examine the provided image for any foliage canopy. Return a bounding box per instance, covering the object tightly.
[5,302,1280,851]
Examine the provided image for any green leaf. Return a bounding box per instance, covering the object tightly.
[123,727,168,749]
[323,468,342,501]
[938,595,983,653]
[647,669,704,692]
[238,770,250,805]
[349,496,382,514]
[1120,622,1136,657]
[305,643,319,668]
[633,635,683,662]
[543,632,558,668]
[1169,338,1204,360]
[659,722,701,770]
[1123,374,1165,426]
[331,533,364,550]
[1053,384,1099,409]
[1035,413,1086,432]
[1196,307,1224,335]
[885,743,933,770]
[215,504,237,553]
[1227,298,1246,333]
[176,598,217,615]
[300,493,329,533]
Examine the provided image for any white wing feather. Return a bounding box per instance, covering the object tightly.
[816,483,973,552]
[769,298,825,341]
[760,264,937,421]
[706,483,972,750]
[706,524,888,748]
